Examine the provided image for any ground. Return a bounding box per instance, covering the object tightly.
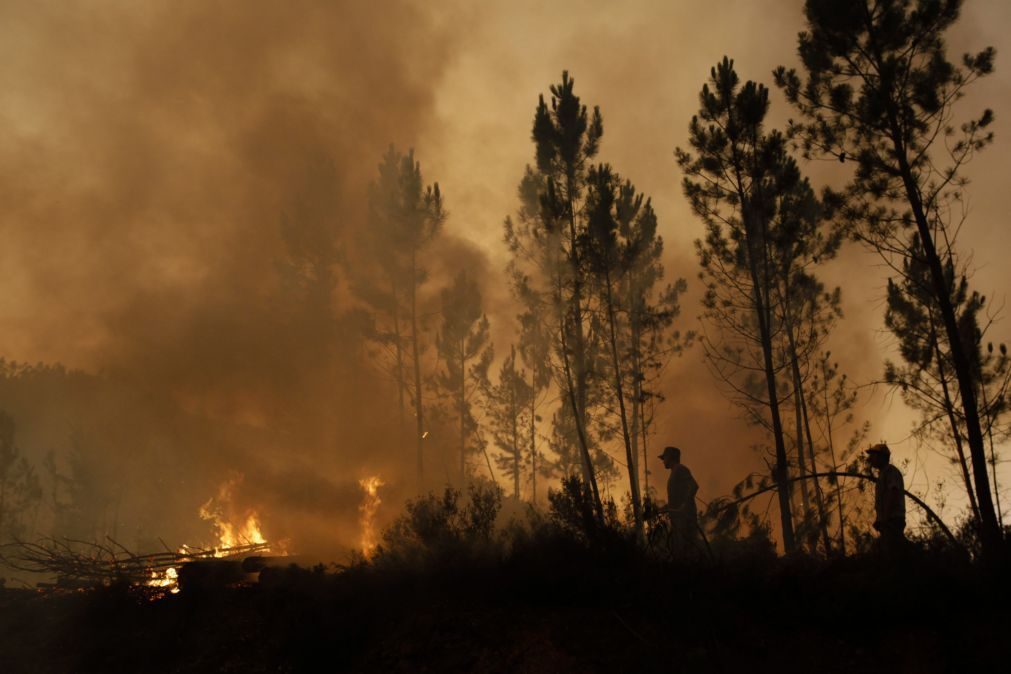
[0,546,1007,673]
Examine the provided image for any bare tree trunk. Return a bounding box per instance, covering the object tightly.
[459,344,467,480]
[641,389,651,498]
[792,366,812,524]
[410,252,424,486]
[781,299,831,553]
[481,444,496,482]
[981,383,1004,528]
[746,244,796,552]
[530,374,537,506]
[392,277,406,432]
[604,270,644,541]
[0,476,7,540]
[731,139,795,552]
[564,186,593,489]
[627,291,644,498]
[559,314,604,523]
[800,371,833,557]
[787,333,832,554]
[930,320,982,524]
[511,379,520,500]
[818,361,847,553]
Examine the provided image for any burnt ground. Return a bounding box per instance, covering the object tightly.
[0,545,1008,673]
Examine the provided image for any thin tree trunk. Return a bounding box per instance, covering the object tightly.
[459,345,467,480]
[780,291,831,553]
[511,378,520,500]
[559,314,604,522]
[410,252,424,486]
[799,379,833,554]
[392,277,406,432]
[641,387,651,498]
[630,384,641,495]
[792,362,812,523]
[747,245,796,552]
[604,271,644,541]
[0,476,7,540]
[819,360,847,553]
[930,320,981,524]
[564,182,592,489]
[981,383,1004,527]
[786,326,832,554]
[481,444,496,482]
[628,290,643,497]
[729,129,795,552]
[530,374,537,506]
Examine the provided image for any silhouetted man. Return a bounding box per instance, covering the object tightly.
[660,446,698,553]
[866,443,906,556]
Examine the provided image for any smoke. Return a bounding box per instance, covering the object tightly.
[1,0,1009,557]
[424,0,1011,508]
[0,0,475,556]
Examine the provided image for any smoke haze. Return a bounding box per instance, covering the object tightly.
[1,0,1009,555]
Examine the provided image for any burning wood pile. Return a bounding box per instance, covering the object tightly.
[0,472,385,597]
[0,474,290,597]
[0,537,271,596]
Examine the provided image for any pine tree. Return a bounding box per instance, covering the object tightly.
[505,73,606,522]
[516,306,553,505]
[357,146,444,485]
[768,175,842,552]
[583,166,648,540]
[435,270,492,480]
[775,0,1003,555]
[616,187,689,501]
[677,57,804,552]
[484,346,532,499]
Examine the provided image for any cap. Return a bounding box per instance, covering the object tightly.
[658,446,681,461]
[865,443,890,459]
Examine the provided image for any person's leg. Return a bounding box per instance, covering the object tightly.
[879,520,907,560]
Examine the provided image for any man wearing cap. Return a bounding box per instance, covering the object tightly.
[660,446,699,553]
[866,442,906,555]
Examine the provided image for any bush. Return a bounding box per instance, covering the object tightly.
[374,482,503,564]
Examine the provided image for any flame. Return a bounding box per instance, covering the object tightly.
[199,475,269,554]
[148,566,180,594]
[358,475,384,558]
[146,476,278,595]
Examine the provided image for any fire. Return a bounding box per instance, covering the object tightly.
[146,474,279,595]
[148,566,180,594]
[198,475,269,553]
[359,475,384,558]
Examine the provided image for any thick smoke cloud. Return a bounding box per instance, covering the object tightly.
[0,0,471,555]
[1,1,1009,556]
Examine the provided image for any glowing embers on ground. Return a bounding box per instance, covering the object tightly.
[147,565,179,594]
[358,475,385,559]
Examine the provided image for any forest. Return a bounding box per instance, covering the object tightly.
[1,0,1010,672]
